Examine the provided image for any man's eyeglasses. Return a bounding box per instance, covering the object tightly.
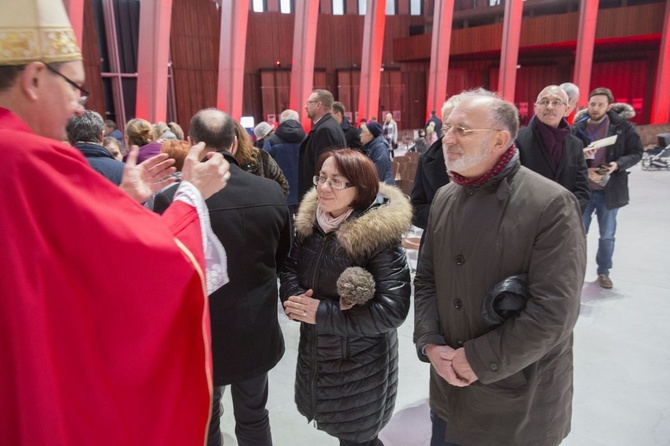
[536,99,566,108]
[45,65,89,106]
[313,175,354,190]
[442,125,501,138]
[305,100,319,105]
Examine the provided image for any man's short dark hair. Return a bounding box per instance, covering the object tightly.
[332,101,345,115]
[104,120,118,130]
[0,65,26,92]
[589,87,614,104]
[66,110,105,144]
[188,108,235,152]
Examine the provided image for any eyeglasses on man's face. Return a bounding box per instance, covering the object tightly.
[536,99,566,108]
[46,64,89,106]
[442,125,501,138]
[313,175,354,190]
[305,100,320,106]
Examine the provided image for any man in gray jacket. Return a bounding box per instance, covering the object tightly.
[414,90,586,446]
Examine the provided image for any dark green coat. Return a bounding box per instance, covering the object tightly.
[414,162,586,446]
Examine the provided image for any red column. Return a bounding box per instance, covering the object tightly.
[357,0,387,125]
[63,0,85,47]
[289,0,319,130]
[217,0,250,121]
[651,0,670,124]
[136,0,173,122]
[498,0,523,103]
[573,0,599,110]
[426,0,454,122]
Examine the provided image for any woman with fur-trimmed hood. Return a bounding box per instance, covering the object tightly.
[280,149,412,446]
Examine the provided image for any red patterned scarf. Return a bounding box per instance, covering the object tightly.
[449,145,518,187]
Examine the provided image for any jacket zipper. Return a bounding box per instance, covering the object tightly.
[308,234,331,422]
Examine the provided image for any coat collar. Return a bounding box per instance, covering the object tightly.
[295,182,412,259]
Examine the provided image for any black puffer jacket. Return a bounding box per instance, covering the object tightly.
[279,183,412,443]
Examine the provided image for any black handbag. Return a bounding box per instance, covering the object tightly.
[482,274,529,328]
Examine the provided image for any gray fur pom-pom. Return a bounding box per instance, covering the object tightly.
[337,267,376,307]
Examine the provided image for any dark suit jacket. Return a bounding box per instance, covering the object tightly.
[152,152,293,386]
[410,137,450,230]
[298,113,347,200]
[516,123,590,213]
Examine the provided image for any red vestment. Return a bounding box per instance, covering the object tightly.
[0,108,212,445]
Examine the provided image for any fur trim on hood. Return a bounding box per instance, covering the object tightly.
[295,182,413,259]
[575,102,636,122]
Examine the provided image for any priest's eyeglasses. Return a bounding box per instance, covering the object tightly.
[313,175,354,190]
[442,125,502,138]
[46,65,89,106]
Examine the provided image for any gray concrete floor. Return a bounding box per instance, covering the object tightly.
[218,163,670,446]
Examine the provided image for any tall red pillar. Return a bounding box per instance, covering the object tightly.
[573,0,599,110]
[357,0,387,125]
[136,0,173,122]
[217,0,250,121]
[63,0,85,47]
[498,0,523,103]
[651,0,670,124]
[289,0,320,130]
[425,0,454,122]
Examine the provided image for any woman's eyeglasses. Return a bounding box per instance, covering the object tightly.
[313,175,354,190]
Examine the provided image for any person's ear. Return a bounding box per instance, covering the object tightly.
[230,136,238,155]
[20,62,47,102]
[495,130,511,152]
[606,103,613,112]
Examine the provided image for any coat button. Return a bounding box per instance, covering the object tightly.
[455,255,465,266]
[456,338,464,347]
[454,299,463,310]
[465,188,474,196]
[490,363,499,371]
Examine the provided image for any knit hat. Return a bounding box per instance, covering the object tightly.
[0,0,82,66]
[366,121,383,139]
[254,122,274,139]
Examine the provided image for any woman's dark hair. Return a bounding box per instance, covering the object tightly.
[316,149,380,211]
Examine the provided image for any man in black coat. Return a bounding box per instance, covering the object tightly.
[152,108,292,446]
[331,101,362,151]
[410,137,450,232]
[571,87,643,289]
[425,109,442,136]
[263,109,305,214]
[66,110,124,185]
[516,85,590,213]
[298,89,347,200]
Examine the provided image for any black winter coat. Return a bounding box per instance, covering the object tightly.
[571,105,643,210]
[152,152,293,385]
[279,183,412,443]
[298,113,347,200]
[516,119,590,213]
[74,142,124,186]
[340,117,363,151]
[410,137,449,230]
[264,119,306,206]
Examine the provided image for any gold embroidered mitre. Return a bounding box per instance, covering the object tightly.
[0,0,82,66]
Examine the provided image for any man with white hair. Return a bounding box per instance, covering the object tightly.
[560,82,580,122]
[516,85,590,212]
[414,90,586,446]
[0,0,230,444]
[264,109,306,213]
